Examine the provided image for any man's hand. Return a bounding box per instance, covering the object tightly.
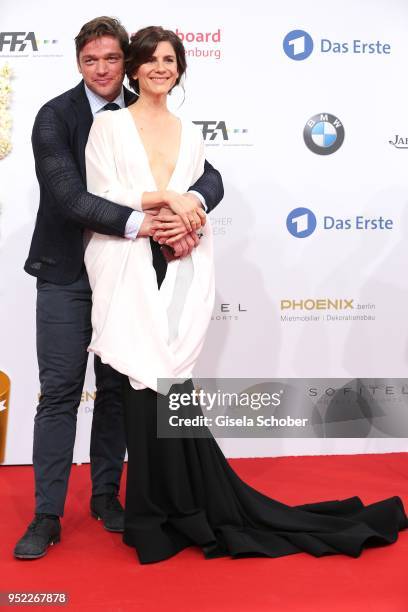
[171,232,200,258]
[137,211,159,237]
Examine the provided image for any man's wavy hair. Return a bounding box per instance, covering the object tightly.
[75,16,129,60]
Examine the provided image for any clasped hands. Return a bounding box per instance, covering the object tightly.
[144,191,206,259]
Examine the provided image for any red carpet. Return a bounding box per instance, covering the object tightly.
[1,453,407,611]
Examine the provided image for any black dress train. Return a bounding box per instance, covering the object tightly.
[122,379,407,564]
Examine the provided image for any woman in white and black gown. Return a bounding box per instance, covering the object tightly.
[84,26,407,564]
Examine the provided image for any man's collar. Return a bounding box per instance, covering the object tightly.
[84,83,125,116]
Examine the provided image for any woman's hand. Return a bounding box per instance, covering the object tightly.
[162,191,206,232]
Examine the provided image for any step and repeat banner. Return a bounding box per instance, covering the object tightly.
[1,0,408,463]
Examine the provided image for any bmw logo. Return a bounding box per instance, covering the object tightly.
[304,113,345,155]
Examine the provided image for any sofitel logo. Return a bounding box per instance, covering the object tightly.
[308,384,408,398]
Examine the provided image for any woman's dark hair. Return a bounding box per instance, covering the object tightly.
[126,26,187,95]
[75,16,129,60]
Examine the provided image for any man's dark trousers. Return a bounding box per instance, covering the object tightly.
[33,269,125,516]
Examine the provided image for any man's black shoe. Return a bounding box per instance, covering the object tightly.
[14,514,61,559]
[90,493,124,532]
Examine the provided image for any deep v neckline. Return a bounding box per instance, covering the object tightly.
[125,108,183,191]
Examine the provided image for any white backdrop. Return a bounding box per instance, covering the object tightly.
[1,0,408,464]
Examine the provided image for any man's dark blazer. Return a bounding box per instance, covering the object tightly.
[25,81,224,285]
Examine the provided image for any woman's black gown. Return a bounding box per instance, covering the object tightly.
[121,243,407,564]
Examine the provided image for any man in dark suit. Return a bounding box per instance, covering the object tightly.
[15,16,223,559]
